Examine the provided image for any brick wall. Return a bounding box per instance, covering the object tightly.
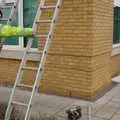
[0,0,114,100]
[39,0,113,99]
[111,55,120,77]
[0,59,38,86]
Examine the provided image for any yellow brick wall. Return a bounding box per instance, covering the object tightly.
[0,59,38,86]
[0,0,114,100]
[0,54,117,99]
[90,0,113,99]
[111,55,120,77]
[39,0,114,99]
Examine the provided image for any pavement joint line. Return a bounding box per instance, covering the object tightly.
[93,114,111,120]
[116,107,120,114]
[92,115,109,120]
[93,105,120,120]
[106,97,120,116]
[93,97,114,116]
[110,107,120,120]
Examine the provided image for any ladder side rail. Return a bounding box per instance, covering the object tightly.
[24,0,63,119]
[24,0,48,119]
[5,0,46,120]
[4,39,33,120]
[5,1,22,118]
[35,0,63,88]
[1,0,20,51]
[16,0,46,84]
[7,0,19,25]
[5,0,31,119]
[32,0,46,32]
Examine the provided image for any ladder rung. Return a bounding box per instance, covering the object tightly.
[0,5,12,9]
[22,66,38,71]
[0,18,9,21]
[27,50,42,54]
[35,34,48,38]
[40,5,56,9]
[12,101,28,107]
[35,20,52,23]
[17,84,33,89]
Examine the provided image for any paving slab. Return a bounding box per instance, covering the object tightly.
[94,105,118,119]
[111,114,120,120]
[115,108,120,114]
[91,116,107,120]
[91,104,104,115]
[0,84,120,120]
[106,99,120,108]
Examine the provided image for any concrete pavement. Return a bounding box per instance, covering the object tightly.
[0,84,120,120]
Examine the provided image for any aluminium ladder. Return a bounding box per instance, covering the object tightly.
[0,0,19,46]
[5,0,63,120]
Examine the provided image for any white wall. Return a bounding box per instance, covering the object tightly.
[115,0,120,7]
